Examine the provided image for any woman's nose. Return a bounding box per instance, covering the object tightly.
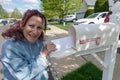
[32,27,38,34]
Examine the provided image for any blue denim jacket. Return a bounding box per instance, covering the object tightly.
[0,38,48,80]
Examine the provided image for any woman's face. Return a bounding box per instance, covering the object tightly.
[23,16,44,43]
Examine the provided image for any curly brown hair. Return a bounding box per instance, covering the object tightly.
[2,9,47,41]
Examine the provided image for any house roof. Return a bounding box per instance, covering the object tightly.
[84,0,114,6]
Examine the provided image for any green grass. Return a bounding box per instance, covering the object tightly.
[60,62,102,80]
[48,21,73,31]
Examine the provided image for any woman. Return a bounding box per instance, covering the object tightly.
[0,9,56,80]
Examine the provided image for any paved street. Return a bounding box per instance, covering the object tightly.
[0,25,120,80]
[0,25,9,80]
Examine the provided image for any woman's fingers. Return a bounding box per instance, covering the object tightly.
[46,42,57,52]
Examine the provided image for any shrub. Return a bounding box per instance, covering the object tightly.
[84,9,94,18]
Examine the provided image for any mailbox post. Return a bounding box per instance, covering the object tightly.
[102,42,118,80]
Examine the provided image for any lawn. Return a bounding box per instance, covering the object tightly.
[60,62,102,80]
[48,21,73,31]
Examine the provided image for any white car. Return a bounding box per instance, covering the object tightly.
[63,15,77,22]
[74,12,108,25]
[0,19,3,23]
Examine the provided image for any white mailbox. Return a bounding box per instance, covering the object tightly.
[51,23,119,58]
[69,23,119,52]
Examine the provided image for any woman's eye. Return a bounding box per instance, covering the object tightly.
[37,27,42,29]
[29,25,34,28]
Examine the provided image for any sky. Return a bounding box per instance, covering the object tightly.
[0,0,41,13]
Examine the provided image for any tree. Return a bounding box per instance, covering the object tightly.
[40,0,59,20]
[11,8,22,18]
[40,0,82,20]
[94,0,109,13]
[0,5,8,18]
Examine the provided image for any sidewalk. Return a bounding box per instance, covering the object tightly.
[46,25,120,80]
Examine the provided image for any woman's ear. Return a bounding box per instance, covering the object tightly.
[20,21,24,29]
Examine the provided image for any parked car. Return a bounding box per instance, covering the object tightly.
[63,14,77,22]
[7,18,17,24]
[74,12,108,25]
[1,19,7,26]
[0,19,3,23]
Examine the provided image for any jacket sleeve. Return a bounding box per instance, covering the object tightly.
[1,42,48,80]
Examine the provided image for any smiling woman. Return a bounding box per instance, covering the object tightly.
[0,9,56,80]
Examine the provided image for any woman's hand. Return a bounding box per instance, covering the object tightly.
[41,42,56,57]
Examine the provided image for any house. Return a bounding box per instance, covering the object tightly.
[76,0,115,19]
